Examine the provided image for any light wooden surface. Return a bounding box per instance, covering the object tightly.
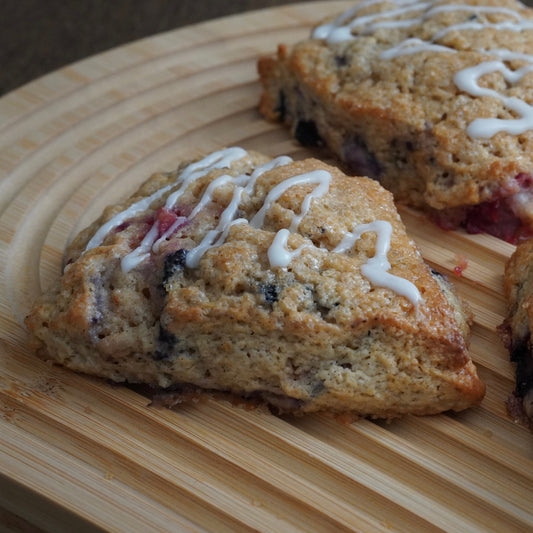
[0,2,532,531]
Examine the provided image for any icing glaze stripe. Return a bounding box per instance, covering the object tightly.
[84,147,247,252]
[312,0,533,139]
[269,219,422,306]
[249,170,332,230]
[454,54,533,138]
[333,220,421,306]
[267,228,312,268]
[85,147,421,305]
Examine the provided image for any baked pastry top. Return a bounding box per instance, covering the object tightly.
[500,239,533,424]
[258,0,533,243]
[25,148,485,418]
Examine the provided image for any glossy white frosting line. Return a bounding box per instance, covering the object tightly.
[267,228,313,268]
[84,147,248,253]
[163,147,248,211]
[120,221,160,273]
[250,170,332,230]
[243,155,293,196]
[454,53,533,138]
[313,1,533,139]
[185,156,297,268]
[186,167,331,268]
[379,37,456,60]
[334,220,422,306]
[316,2,527,43]
[86,147,420,304]
[185,186,246,269]
[118,148,249,272]
[84,183,173,252]
[271,219,422,306]
[433,18,533,42]
[189,174,234,219]
[168,156,294,269]
[313,1,429,43]
[312,0,403,40]
[152,216,188,254]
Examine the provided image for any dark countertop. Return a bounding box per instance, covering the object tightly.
[1,0,306,96]
[3,0,533,97]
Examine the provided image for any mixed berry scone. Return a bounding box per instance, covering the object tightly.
[25,148,485,418]
[258,0,533,243]
[500,239,533,424]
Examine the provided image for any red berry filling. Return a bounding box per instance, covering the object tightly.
[432,173,533,244]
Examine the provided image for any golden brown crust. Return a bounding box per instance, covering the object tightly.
[25,150,484,418]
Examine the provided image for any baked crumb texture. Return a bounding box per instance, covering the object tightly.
[258,0,533,243]
[500,239,533,424]
[25,148,484,418]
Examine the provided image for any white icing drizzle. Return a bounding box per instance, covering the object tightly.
[164,147,248,211]
[270,219,421,306]
[84,147,247,253]
[120,221,160,273]
[166,155,295,269]
[312,1,533,139]
[185,185,246,269]
[84,184,172,253]
[267,228,313,268]
[333,220,421,306]
[117,147,249,272]
[152,216,188,253]
[250,170,332,231]
[86,147,420,305]
[379,37,456,60]
[244,155,293,195]
[189,174,235,219]
[454,51,533,138]
[184,155,296,268]
[432,18,533,42]
[313,1,428,43]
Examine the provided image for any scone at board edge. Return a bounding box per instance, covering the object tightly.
[258,0,533,244]
[500,239,533,426]
[25,147,485,419]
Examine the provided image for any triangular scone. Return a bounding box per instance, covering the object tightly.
[258,0,533,243]
[25,148,485,418]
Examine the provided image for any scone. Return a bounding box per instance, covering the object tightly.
[258,0,533,243]
[25,147,485,418]
[500,239,533,424]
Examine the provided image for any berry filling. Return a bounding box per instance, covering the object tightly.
[155,206,190,239]
[432,173,533,244]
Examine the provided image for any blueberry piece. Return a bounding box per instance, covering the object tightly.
[154,327,179,361]
[514,341,533,397]
[163,249,188,283]
[334,55,349,67]
[294,119,324,147]
[343,136,382,179]
[276,90,287,121]
[510,338,529,363]
[260,283,280,304]
[430,268,445,279]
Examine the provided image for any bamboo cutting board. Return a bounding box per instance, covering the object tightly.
[1,2,532,531]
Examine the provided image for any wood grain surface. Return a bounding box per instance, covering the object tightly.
[0,2,532,531]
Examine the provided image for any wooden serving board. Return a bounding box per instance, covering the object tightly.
[0,2,532,531]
